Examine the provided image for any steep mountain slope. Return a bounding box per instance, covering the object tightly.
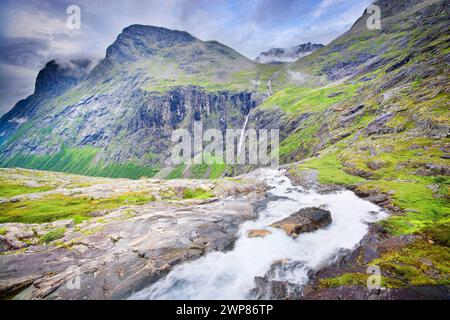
[255,42,324,63]
[0,0,448,300]
[0,26,279,179]
[246,0,449,295]
[89,25,263,90]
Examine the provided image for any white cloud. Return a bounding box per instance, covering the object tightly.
[8,117,28,124]
[0,0,374,116]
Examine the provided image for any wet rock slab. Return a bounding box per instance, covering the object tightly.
[250,260,310,299]
[0,179,266,300]
[270,207,332,238]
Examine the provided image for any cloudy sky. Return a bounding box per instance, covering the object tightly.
[0,0,373,116]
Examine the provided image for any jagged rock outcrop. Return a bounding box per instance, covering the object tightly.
[35,59,96,96]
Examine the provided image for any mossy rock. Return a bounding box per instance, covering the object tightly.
[40,227,66,244]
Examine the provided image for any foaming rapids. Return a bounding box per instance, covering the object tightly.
[129,169,387,300]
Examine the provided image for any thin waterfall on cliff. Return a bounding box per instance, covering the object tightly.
[237,113,250,155]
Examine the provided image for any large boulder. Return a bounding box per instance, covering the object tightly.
[270,207,332,238]
[0,235,25,252]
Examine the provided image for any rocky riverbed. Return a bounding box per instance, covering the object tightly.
[129,169,388,300]
[0,169,266,299]
[1,167,447,300]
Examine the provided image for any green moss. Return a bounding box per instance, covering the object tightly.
[298,153,366,185]
[369,240,450,287]
[0,181,52,198]
[209,162,227,179]
[0,247,28,256]
[319,272,404,289]
[80,226,104,236]
[279,116,321,160]
[202,153,226,179]
[182,188,214,199]
[190,163,209,179]
[319,273,368,288]
[377,181,448,235]
[166,165,186,179]
[332,132,450,237]
[40,227,66,244]
[0,227,7,235]
[0,146,158,180]
[0,192,156,224]
[72,214,89,225]
[421,220,450,247]
[355,159,449,236]
[260,83,359,114]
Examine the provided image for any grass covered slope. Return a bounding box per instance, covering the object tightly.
[0,168,223,224]
[91,24,276,93]
[0,25,279,179]
[0,0,448,297]
[0,146,159,179]
[278,0,450,234]
[258,0,449,292]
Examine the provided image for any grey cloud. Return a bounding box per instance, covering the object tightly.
[0,64,36,116]
[0,0,373,116]
[0,37,51,68]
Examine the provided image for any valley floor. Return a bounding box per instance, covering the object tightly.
[0,168,265,299]
[0,167,448,300]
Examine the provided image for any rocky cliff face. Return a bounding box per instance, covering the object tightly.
[0,59,96,146]
[0,26,264,178]
[1,84,257,164]
[34,59,96,96]
[0,0,448,301]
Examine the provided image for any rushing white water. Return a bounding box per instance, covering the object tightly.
[267,79,273,97]
[129,169,388,300]
[237,113,250,155]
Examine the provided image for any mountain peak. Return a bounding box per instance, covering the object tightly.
[89,24,255,81]
[101,24,198,66]
[34,58,96,95]
[121,24,196,42]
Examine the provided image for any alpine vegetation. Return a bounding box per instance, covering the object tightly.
[0,0,448,302]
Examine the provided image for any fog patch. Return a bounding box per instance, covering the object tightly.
[8,117,28,124]
[288,70,308,82]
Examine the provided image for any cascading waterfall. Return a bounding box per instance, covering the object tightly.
[237,113,250,155]
[129,169,388,300]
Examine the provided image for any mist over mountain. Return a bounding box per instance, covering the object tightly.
[0,25,266,178]
[0,0,449,300]
[255,42,324,63]
[35,59,97,96]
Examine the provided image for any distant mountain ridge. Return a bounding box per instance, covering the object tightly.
[0,25,268,179]
[0,0,449,301]
[255,42,324,63]
[0,0,448,183]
